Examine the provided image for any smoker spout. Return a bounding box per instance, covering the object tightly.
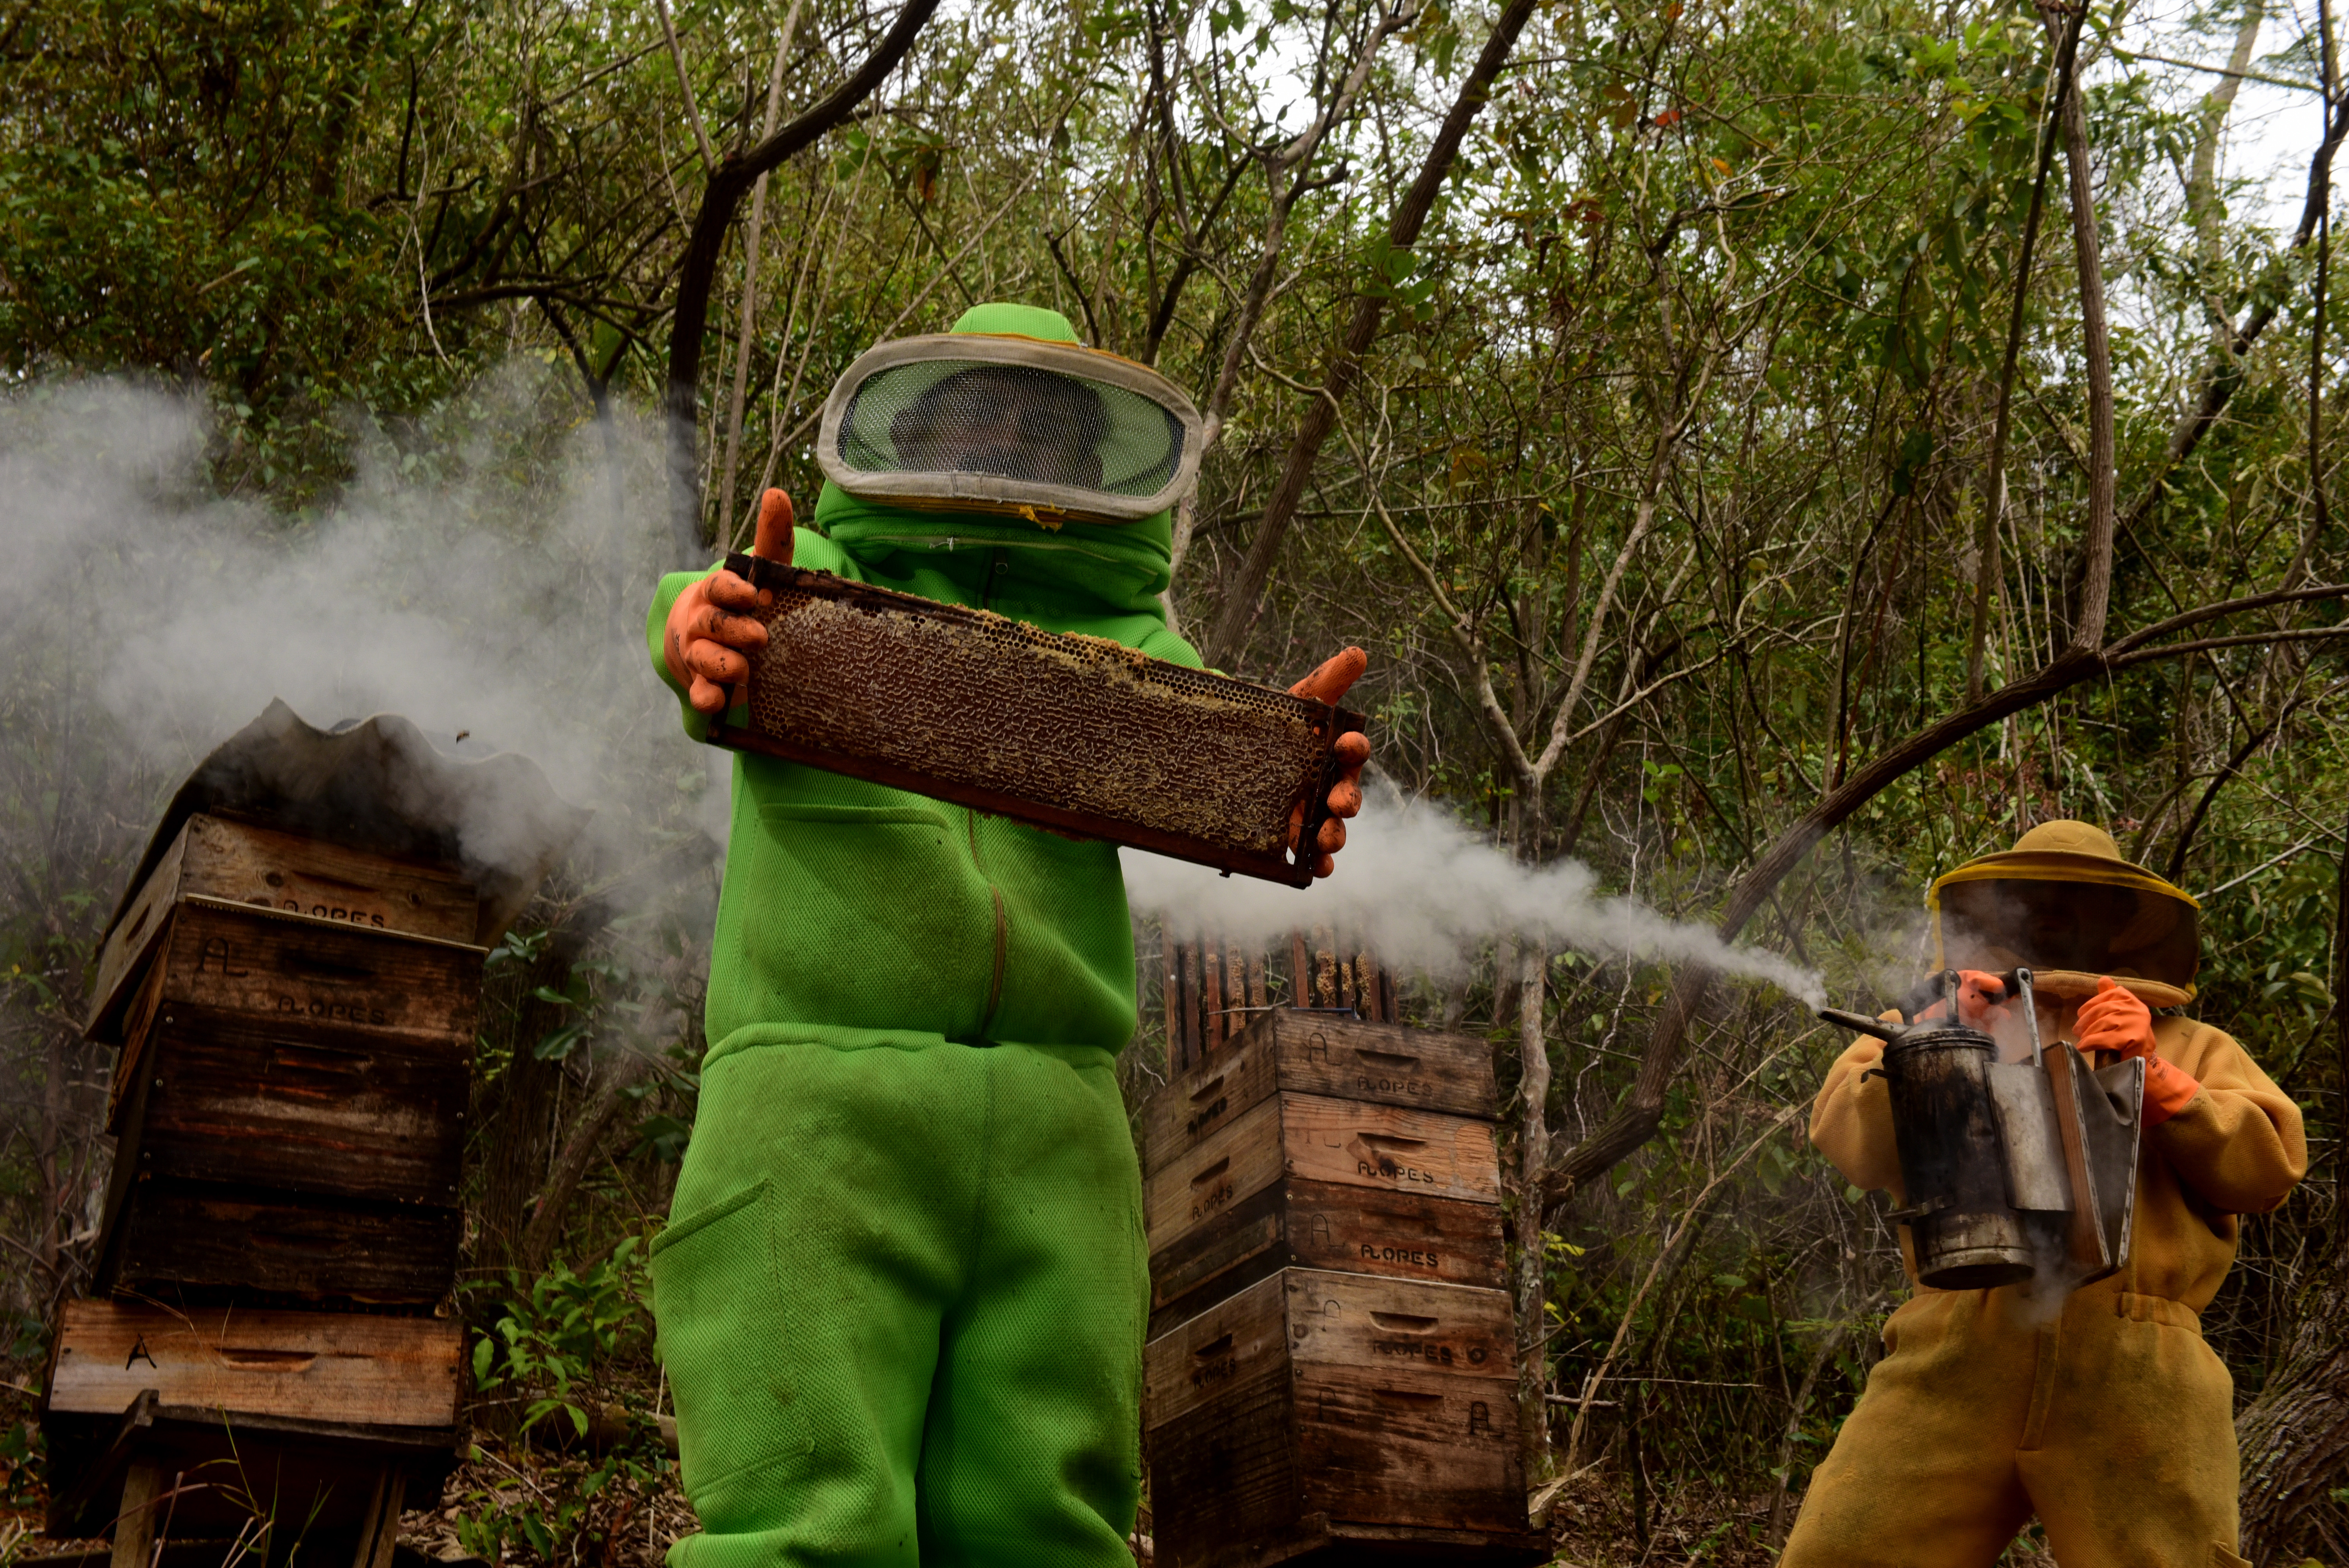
[1816,1005,1906,1043]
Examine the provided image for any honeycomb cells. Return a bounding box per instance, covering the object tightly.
[734,575,1339,877]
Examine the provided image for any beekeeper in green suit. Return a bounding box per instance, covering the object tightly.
[645,303,1369,1568]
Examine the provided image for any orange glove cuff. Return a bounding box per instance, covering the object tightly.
[2142,1055,2201,1127]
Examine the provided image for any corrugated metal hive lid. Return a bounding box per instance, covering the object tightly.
[102,699,590,948]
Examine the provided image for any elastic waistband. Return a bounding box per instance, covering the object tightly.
[706,1022,1119,1072]
[2114,1291,2202,1333]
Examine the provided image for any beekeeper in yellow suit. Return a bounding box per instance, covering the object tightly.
[1783,821,2305,1568]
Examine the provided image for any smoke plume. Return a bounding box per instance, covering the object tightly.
[0,372,724,894]
[4,371,1821,1012]
[1120,784,1827,1006]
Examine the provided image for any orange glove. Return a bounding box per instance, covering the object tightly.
[1916,969,2013,1030]
[2075,976,2199,1125]
[664,490,794,714]
[1287,647,1370,879]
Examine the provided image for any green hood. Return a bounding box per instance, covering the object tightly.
[813,301,1178,617]
[813,485,1174,615]
[946,301,1083,341]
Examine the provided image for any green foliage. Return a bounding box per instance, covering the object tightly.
[455,1245,672,1565]
[8,0,2349,1552]
[471,1240,654,1441]
[453,1435,673,1567]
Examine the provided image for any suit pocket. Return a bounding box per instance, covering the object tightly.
[650,1180,814,1506]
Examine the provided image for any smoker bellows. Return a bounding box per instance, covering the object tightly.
[1817,967,2144,1291]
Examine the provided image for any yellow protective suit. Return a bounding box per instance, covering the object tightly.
[1782,825,2306,1568]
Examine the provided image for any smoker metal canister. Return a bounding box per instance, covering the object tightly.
[1876,1023,2036,1290]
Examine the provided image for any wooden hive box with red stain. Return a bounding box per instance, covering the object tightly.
[1143,1269,1548,1568]
[1140,1010,1506,1335]
[85,814,484,1303]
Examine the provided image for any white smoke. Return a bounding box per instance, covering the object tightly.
[4,371,1821,1014]
[1121,784,1825,1006]
[0,371,714,845]
[0,371,726,918]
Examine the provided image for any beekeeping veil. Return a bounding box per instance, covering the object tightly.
[1928,820,2202,1007]
[817,305,1203,527]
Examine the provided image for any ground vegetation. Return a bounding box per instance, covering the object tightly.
[4,0,2348,1561]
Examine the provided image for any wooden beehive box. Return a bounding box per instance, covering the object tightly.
[40,1299,463,1537]
[1141,1011,1504,1333]
[87,814,482,1302]
[1144,1270,1546,1568]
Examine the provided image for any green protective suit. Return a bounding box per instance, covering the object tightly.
[643,304,1203,1568]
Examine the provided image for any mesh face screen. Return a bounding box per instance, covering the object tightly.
[836,359,1189,501]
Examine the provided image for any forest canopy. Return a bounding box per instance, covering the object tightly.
[4,0,2348,1559]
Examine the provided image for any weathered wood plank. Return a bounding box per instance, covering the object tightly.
[96,1178,462,1301]
[1279,1096,1499,1203]
[184,816,477,940]
[88,816,479,1043]
[1149,1181,1508,1335]
[107,1461,160,1568]
[42,1386,463,1539]
[1149,1370,1298,1568]
[149,899,483,1048]
[123,1010,468,1205]
[1148,1271,1516,1431]
[1144,1272,1289,1430]
[86,827,191,1046]
[1141,1013,1496,1174]
[1149,1182,1289,1327]
[1148,1271,1530,1564]
[1280,1272,1513,1376]
[1296,1366,1525,1533]
[1142,1040,1279,1177]
[47,1300,462,1428]
[1145,1094,1499,1247]
[1143,1096,1285,1243]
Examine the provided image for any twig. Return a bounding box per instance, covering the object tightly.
[2199,837,2323,901]
[654,0,715,170]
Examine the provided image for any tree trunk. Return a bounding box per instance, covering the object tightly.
[663,0,942,561]
[2236,1272,2349,1564]
[1513,935,1552,1478]
[517,1051,661,1276]
[1199,0,1546,669]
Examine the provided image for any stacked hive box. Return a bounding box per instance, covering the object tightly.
[85,814,483,1300]
[1140,1008,1549,1568]
[44,811,480,1560]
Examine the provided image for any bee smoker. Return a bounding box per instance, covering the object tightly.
[1818,969,2146,1291]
